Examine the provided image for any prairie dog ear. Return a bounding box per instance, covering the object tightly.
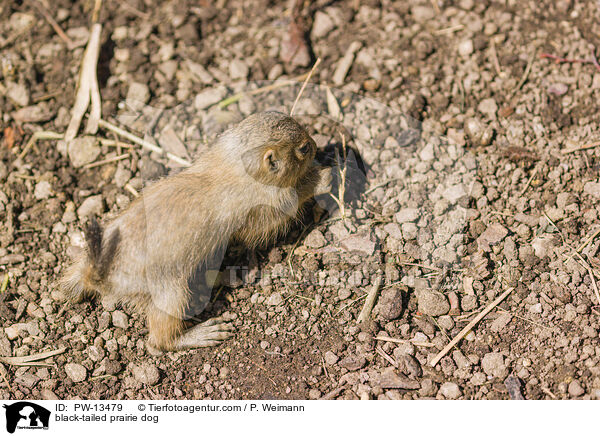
[263,149,279,172]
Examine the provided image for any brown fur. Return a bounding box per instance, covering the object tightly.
[59,111,331,350]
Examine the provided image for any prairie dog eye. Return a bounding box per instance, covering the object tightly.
[298,141,311,155]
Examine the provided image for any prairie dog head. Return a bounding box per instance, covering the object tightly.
[231,111,317,187]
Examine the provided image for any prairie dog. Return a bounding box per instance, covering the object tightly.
[60,111,331,350]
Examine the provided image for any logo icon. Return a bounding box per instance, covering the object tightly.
[3,402,50,433]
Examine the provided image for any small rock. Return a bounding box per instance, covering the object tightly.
[194,87,227,111]
[6,81,30,107]
[12,103,54,122]
[504,375,525,400]
[417,290,450,316]
[490,313,512,333]
[0,254,25,265]
[65,363,87,383]
[132,363,160,385]
[477,223,508,251]
[311,11,335,39]
[376,367,420,389]
[324,351,339,365]
[341,235,376,255]
[395,208,420,224]
[458,39,474,57]
[375,285,405,321]
[77,195,104,220]
[34,181,53,200]
[339,354,367,371]
[68,136,101,168]
[547,83,568,96]
[411,5,435,22]
[478,98,498,118]
[126,82,150,111]
[266,292,283,306]
[229,59,249,80]
[439,382,461,399]
[308,389,322,399]
[443,184,467,205]
[305,229,326,248]
[584,182,600,199]
[568,380,585,397]
[111,310,129,329]
[419,143,435,161]
[482,352,506,378]
[401,223,418,240]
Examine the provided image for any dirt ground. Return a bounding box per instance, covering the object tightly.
[1,0,599,400]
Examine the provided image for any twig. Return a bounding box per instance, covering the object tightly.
[65,20,103,140]
[218,71,312,109]
[124,183,139,197]
[542,386,557,400]
[490,38,503,77]
[434,24,463,35]
[290,57,321,117]
[320,386,344,400]
[17,131,63,161]
[364,177,403,195]
[540,52,600,72]
[0,273,9,294]
[399,262,443,271]
[511,50,536,95]
[83,153,130,169]
[329,131,348,221]
[374,335,435,348]
[574,252,600,307]
[98,119,191,167]
[519,163,539,196]
[376,346,398,367]
[575,227,600,255]
[429,287,514,367]
[561,140,600,154]
[335,293,367,315]
[357,274,383,324]
[28,0,75,49]
[0,347,67,367]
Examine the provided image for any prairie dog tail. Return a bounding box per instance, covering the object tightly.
[59,218,120,302]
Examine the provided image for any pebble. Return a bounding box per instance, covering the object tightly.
[401,223,418,240]
[266,292,283,306]
[304,229,327,248]
[417,290,450,316]
[568,380,585,397]
[376,367,420,389]
[458,39,474,57]
[77,195,104,220]
[68,136,101,168]
[339,354,367,371]
[419,143,435,161]
[324,351,339,365]
[6,81,30,107]
[34,181,53,200]
[65,363,87,383]
[442,184,467,205]
[341,235,376,255]
[126,82,150,111]
[311,11,335,39]
[481,352,506,378]
[478,98,498,118]
[132,363,160,385]
[583,182,600,199]
[194,87,227,111]
[229,59,249,80]
[411,5,435,22]
[375,286,404,321]
[395,208,420,224]
[477,223,508,252]
[111,310,129,329]
[308,389,322,399]
[439,382,461,399]
[490,313,512,333]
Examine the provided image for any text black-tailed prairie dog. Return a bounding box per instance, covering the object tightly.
[60,111,331,350]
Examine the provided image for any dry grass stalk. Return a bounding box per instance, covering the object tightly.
[357,274,382,324]
[290,57,321,116]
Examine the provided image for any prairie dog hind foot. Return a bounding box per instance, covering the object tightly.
[175,317,235,349]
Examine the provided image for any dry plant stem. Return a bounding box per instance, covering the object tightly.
[83,153,130,169]
[28,0,75,49]
[218,71,312,108]
[0,363,12,392]
[290,57,321,116]
[0,347,67,367]
[429,287,514,367]
[511,50,536,95]
[575,227,600,254]
[17,131,63,160]
[330,132,348,220]
[65,22,103,140]
[376,346,398,367]
[357,274,382,324]
[520,164,539,196]
[0,273,9,294]
[561,140,600,154]
[320,386,344,400]
[124,183,139,197]
[374,335,435,348]
[98,119,191,167]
